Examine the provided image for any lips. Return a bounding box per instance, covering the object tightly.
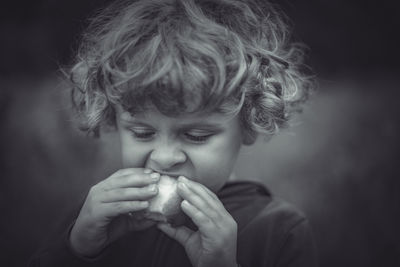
[144,175,187,226]
[150,171,182,178]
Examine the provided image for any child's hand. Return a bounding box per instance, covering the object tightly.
[157,176,238,267]
[69,168,160,257]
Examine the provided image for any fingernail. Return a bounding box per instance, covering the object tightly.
[181,200,189,207]
[178,181,188,190]
[144,169,152,174]
[150,172,160,180]
[178,176,187,182]
[148,184,157,192]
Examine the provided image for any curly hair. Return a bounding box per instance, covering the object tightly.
[69,0,314,141]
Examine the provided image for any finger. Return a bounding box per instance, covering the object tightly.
[179,176,222,208]
[157,223,193,246]
[102,201,149,217]
[177,181,221,223]
[100,184,158,202]
[180,199,215,236]
[109,168,151,179]
[102,172,160,190]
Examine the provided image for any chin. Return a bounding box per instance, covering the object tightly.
[144,175,187,226]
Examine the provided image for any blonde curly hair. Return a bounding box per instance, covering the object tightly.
[69,0,314,141]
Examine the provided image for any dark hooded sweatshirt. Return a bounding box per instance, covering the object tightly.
[29,181,318,267]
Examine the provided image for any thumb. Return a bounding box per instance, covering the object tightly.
[157,223,193,246]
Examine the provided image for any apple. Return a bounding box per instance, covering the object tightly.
[144,175,187,226]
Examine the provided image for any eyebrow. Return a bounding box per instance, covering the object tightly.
[120,117,224,130]
[176,122,225,131]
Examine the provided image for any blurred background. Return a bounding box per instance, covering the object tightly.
[1,0,399,266]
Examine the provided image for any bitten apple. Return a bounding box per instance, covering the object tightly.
[144,175,187,226]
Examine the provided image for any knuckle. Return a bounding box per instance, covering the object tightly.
[88,185,99,196]
[84,205,95,218]
[88,193,99,204]
[200,183,210,192]
[208,210,219,220]
[209,192,218,201]
[139,186,150,195]
[192,208,202,218]
[113,202,126,213]
[232,220,238,230]
[121,188,135,200]
[126,173,141,183]
[115,169,128,176]
[111,169,123,178]
[197,213,212,225]
[129,201,144,211]
[222,228,232,238]
[201,183,214,194]
[130,173,141,181]
[108,179,117,187]
[192,195,202,204]
[226,219,237,232]
[132,188,144,198]
[102,180,114,190]
[122,176,134,186]
[118,188,128,198]
[113,168,136,178]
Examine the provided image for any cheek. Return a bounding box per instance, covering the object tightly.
[191,137,241,191]
[119,131,149,168]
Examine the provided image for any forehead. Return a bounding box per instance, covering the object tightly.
[116,105,239,126]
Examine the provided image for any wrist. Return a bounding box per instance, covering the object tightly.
[69,222,102,258]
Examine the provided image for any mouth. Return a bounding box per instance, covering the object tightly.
[150,170,183,179]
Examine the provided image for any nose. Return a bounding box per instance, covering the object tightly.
[148,141,187,171]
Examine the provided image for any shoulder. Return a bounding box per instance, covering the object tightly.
[245,196,314,252]
[221,181,318,267]
[255,196,308,232]
[254,199,318,267]
[218,180,307,230]
[233,181,309,238]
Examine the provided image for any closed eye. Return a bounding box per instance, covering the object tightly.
[129,128,155,140]
[184,132,213,143]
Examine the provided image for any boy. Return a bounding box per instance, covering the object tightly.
[30,0,317,266]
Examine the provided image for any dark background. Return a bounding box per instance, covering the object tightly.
[1,0,400,266]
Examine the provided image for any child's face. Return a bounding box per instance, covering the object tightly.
[116,106,243,192]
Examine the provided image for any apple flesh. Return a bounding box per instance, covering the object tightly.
[144,175,187,226]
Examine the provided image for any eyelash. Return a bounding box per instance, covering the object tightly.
[184,133,212,143]
[131,130,155,140]
[129,130,212,143]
